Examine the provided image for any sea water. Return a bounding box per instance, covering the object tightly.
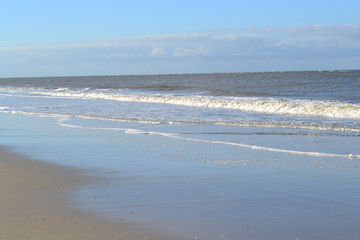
[0,71,359,158]
[0,71,359,130]
[1,71,360,239]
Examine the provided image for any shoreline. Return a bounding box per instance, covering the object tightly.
[0,146,181,240]
[1,112,360,239]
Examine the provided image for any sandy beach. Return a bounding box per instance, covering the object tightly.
[0,147,181,240]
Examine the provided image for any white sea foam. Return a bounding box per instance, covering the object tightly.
[1,87,359,131]
[33,89,360,120]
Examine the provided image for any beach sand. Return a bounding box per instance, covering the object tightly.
[0,147,180,240]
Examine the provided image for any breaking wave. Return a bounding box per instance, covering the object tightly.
[37,89,360,120]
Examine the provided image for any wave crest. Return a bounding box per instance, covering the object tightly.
[42,89,360,120]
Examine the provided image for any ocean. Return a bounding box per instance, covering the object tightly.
[1,70,360,239]
[1,70,359,130]
[1,70,359,158]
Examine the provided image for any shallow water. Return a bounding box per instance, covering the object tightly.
[1,112,360,239]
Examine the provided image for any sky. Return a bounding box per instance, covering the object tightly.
[1,0,360,77]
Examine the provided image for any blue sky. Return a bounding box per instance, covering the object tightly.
[1,0,360,77]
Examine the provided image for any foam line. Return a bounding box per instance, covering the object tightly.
[58,118,360,160]
[2,108,359,133]
[169,136,359,159]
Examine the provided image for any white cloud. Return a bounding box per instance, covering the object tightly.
[150,46,166,57]
[1,24,360,77]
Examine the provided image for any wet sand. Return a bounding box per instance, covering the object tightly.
[0,147,180,240]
